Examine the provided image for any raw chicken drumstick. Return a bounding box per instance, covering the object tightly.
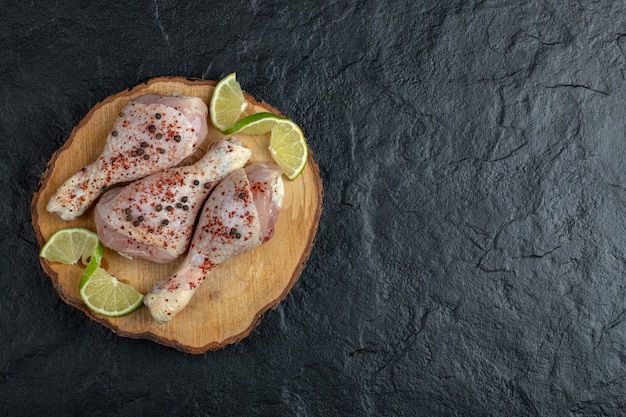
[144,163,284,323]
[47,94,209,221]
[94,138,252,263]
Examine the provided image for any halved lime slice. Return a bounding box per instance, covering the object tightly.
[269,120,308,180]
[39,227,101,265]
[223,112,287,135]
[210,72,248,132]
[79,255,143,317]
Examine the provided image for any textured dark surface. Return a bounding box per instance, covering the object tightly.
[2,0,626,415]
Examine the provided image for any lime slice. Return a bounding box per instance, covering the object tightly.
[210,72,248,132]
[223,112,287,135]
[39,227,101,265]
[79,255,143,317]
[269,120,309,180]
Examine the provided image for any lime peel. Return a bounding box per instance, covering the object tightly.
[223,112,287,135]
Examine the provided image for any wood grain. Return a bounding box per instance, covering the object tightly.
[31,77,323,353]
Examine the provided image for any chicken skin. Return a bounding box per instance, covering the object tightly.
[143,163,284,323]
[94,138,252,263]
[47,94,208,221]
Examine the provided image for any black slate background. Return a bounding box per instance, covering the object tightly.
[2,0,626,415]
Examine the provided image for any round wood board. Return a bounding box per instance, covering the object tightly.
[31,77,323,354]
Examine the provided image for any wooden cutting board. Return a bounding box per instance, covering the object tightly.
[31,77,323,353]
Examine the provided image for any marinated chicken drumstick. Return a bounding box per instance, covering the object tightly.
[144,163,284,323]
[94,138,252,263]
[47,94,208,221]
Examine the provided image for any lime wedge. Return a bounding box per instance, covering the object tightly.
[79,255,143,317]
[39,227,101,265]
[269,120,308,180]
[210,72,248,132]
[223,112,287,135]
